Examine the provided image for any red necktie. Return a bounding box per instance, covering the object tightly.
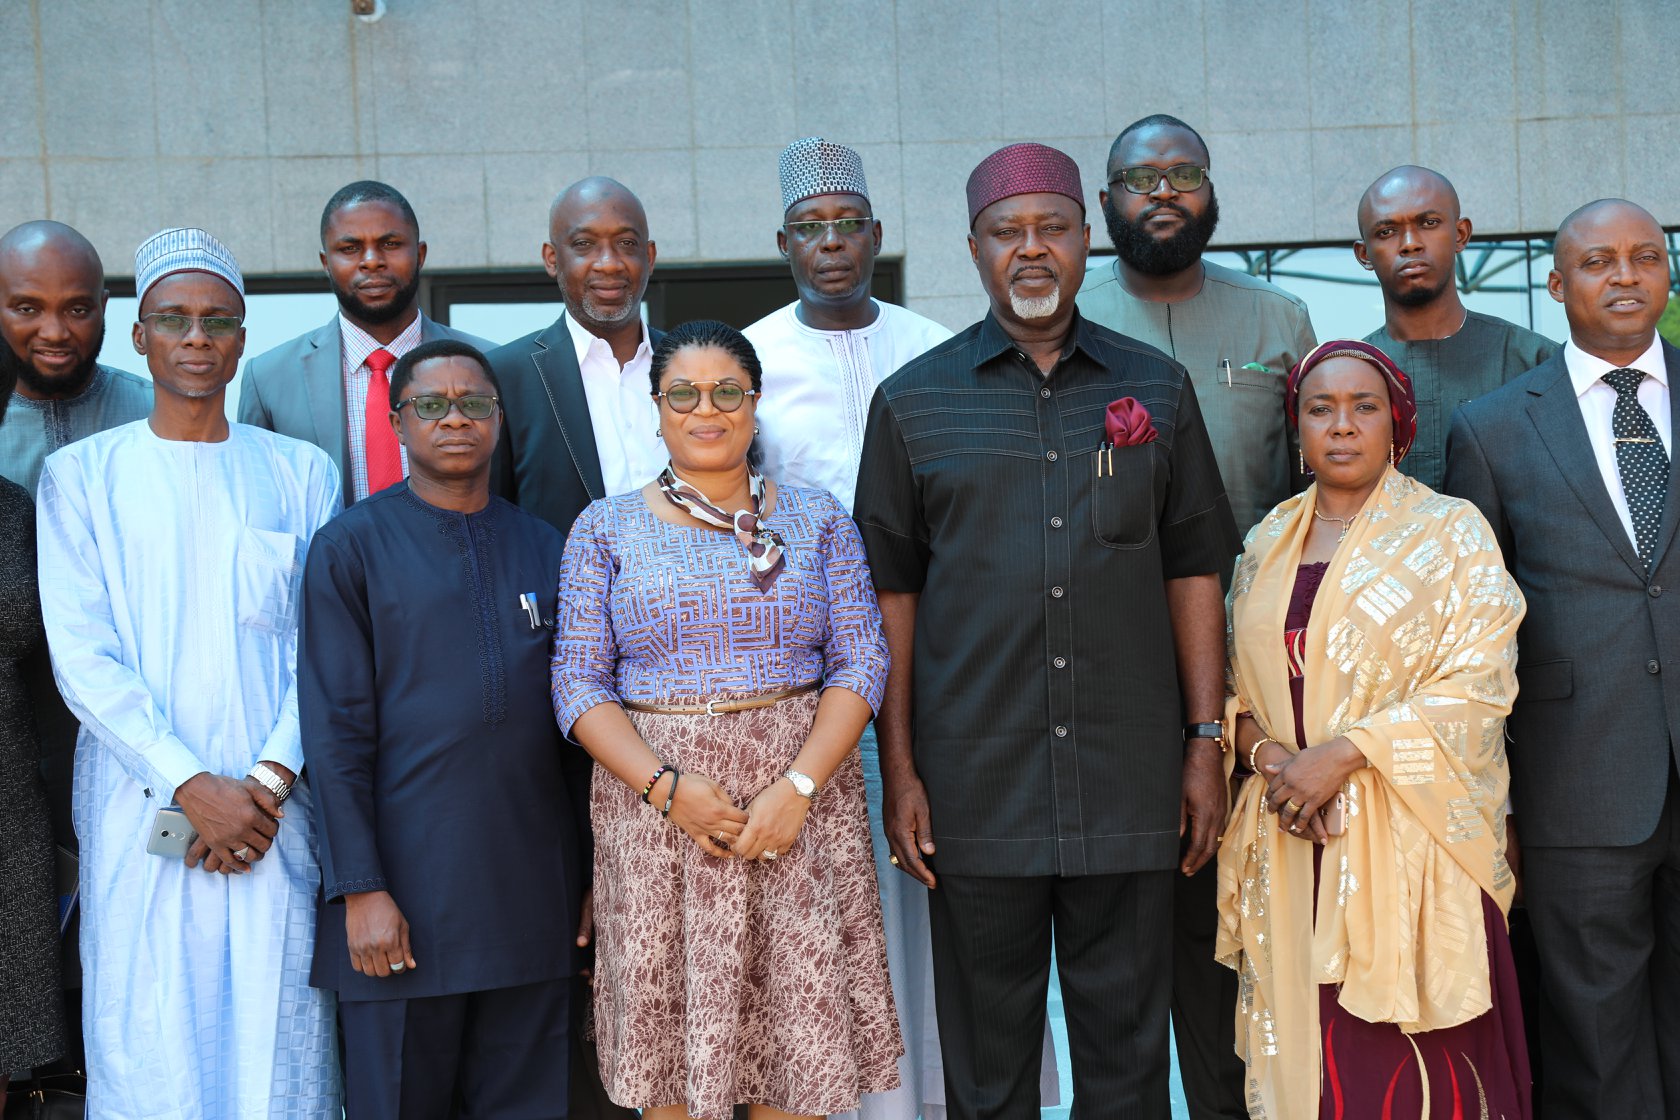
[363,347,403,495]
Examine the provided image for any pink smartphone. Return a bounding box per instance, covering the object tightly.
[1321,791,1347,837]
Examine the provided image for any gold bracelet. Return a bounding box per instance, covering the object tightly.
[1248,736,1279,774]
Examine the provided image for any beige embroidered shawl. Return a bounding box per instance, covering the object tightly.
[1215,467,1525,1119]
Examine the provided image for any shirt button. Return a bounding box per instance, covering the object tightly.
[1051,586,1064,598]
[1050,516,1064,529]
[1046,450,1058,462]
[1040,387,1052,398]
[1054,726,1068,738]
[1053,656,1067,669]
[1648,660,1662,675]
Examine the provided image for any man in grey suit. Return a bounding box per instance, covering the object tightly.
[1445,198,1680,1119]
[238,181,489,507]
[488,176,663,537]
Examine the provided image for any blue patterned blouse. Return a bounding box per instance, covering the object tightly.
[551,485,889,735]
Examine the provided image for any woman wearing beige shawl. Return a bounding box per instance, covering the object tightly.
[1216,340,1532,1119]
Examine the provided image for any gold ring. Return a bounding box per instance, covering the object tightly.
[889,855,900,866]
[1286,799,1304,814]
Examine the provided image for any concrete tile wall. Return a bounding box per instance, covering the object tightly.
[6,0,1673,333]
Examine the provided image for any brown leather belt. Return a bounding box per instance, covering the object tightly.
[621,681,820,717]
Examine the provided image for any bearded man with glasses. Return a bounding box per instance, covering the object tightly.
[1075,113,1317,1120]
[300,338,588,1118]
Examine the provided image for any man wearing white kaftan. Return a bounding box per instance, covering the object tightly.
[746,297,950,511]
[36,228,342,1119]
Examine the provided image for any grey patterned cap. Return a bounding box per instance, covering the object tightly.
[778,137,870,214]
[135,227,244,305]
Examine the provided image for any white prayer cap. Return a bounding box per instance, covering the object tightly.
[778,137,869,214]
[134,227,244,306]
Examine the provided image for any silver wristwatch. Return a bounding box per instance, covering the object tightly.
[783,770,817,799]
[249,762,293,803]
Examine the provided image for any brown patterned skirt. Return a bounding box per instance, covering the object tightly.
[592,692,903,1119]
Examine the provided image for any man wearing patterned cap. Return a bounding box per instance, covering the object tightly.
[855,143,1240,1116]
[37,228,342,1117]
[745,138,1055,1120]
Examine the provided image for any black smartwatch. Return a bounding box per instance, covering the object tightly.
[1183,721,1225,750]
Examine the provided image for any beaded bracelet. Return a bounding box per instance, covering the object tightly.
[661,769,681,819]
[640,765,670,805]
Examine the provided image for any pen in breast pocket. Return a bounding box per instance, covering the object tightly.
[1220,358,1232,386]
[519,592,542,630]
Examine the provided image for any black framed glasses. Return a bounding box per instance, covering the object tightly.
[654,380,758,414]
[1109,165,1209,195]
[394,394,499,420]
[783,217,875,242]
[140,312,243,337]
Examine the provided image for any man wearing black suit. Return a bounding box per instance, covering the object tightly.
[484,177,659,1120]
[489,177,664,536]
[1445,198,1680,1119]
[239,181,490,508]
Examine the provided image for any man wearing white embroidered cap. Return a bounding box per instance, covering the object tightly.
[36,228,342,1118]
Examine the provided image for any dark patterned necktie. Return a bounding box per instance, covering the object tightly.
[1603,367,1669,567]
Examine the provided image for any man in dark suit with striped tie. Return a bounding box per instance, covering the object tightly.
[1445,198,1680,1119]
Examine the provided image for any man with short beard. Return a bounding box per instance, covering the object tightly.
[0,221,153,970]
[1076,113,1314,1120]
[488,176,665,537]
[1356,165,1556,490]
[239,180,490,507]
[856,143,1238,1118]
[0,220,151,495]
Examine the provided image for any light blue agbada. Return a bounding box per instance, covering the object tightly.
[37,419,342,1119]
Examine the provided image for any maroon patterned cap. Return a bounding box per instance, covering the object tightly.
[966,143,1085,227]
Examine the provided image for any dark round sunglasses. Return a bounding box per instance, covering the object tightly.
[654,381,758,414]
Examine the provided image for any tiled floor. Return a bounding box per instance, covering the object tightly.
[1043,966,1192,1119]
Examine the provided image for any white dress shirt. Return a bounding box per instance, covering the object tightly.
[564,309,662,498]
[1565,334,1673,548]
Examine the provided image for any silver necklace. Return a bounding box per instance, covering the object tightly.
[1312,506,1357,541]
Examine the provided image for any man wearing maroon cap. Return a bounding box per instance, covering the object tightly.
[855,143,1241,1116]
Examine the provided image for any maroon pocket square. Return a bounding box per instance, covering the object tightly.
[1105,397,1159,446]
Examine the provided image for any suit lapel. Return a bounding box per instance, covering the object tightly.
[301,319,349,477]
[1525,353,1646,579]
[530,320,606,501]
[1639,340,1680,573]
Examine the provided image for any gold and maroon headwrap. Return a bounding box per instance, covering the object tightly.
[1285,339,1418,464]
[965,143,1085,227]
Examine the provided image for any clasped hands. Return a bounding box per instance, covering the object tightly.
[176,766,292,874]
[1238,715,1365,844]
[655,769,810,862]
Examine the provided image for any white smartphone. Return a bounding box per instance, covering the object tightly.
[146,806,198,858]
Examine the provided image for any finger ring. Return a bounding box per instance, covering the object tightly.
[889,855,900,866]
[1289,824,1302,833]
[389,962,406,973]
[1286,800,1304,814]
[763,850,778,861]
[233,847,250,861]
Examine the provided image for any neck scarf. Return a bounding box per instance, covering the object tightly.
[658,465,787,592]
[1216,467,1526,1117]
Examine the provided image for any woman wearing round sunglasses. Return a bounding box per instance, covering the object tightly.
[553,320,900,1120]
